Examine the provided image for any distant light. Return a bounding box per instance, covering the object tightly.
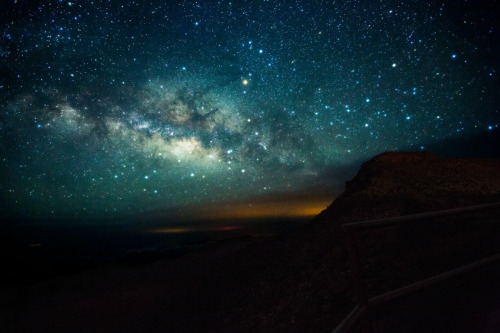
[144,175,149,179]
[242,79,248,85]
[392,63,397,68]
[365,98,370,103]
[259,49,263,54]
[194,21,199,26]
[452,54,457,59]
[488,126,493,130]
[190,173,195,177]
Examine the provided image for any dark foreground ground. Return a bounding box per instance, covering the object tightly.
[2,206,500,333]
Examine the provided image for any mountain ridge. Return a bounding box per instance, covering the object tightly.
[313,151,500,226]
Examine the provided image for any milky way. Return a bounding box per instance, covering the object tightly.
[1,1,499,219]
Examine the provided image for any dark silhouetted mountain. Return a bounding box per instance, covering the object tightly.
[313,151,500,225]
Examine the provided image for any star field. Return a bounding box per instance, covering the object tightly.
[1,0,499,219]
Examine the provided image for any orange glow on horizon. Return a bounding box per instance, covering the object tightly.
[149,227,198,234]
[214,225,241,231]
[147,194,334,232]
[199,198,332,220]
[148,198,332,234]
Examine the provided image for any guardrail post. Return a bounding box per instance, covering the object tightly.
[344,226,373,332]
[345,226,367,305]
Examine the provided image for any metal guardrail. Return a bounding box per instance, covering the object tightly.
[332,202,500,333]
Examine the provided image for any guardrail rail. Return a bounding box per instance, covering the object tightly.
[332,202,500,333]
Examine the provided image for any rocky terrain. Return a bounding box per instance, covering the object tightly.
[315,152,500,224]
[2,152,500,333]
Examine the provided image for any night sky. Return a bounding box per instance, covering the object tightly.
[1,0,499,221]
